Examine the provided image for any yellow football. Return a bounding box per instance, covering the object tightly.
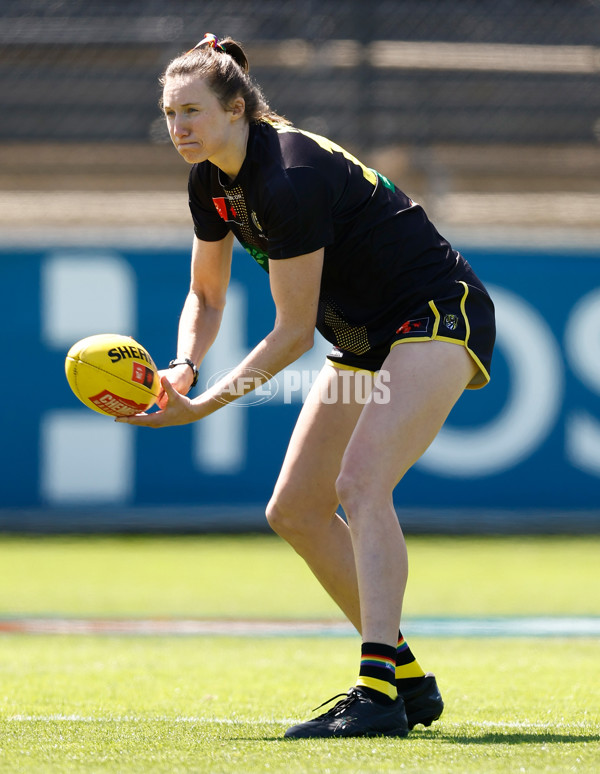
[65,333,160,417]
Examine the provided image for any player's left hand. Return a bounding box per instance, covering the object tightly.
[115,376,200,427]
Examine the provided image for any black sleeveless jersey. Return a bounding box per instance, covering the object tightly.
[188,121,465,355]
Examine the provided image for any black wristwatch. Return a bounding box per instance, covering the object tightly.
[168,358,199,388]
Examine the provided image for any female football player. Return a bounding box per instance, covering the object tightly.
[118,33,496,739]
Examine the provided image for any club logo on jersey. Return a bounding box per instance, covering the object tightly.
[212,196,242,225]
[131,363,155,389]
[443,314,459,331]
[396,318,430,335]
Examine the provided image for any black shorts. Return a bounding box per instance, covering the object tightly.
[326,279,496,389]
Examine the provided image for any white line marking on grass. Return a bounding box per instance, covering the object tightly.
[6,716,596,733]
[0,618,354,637]
[474,720,595,730]
[7,715,294,725]
[406,616,600,637]
[0,616,599,637]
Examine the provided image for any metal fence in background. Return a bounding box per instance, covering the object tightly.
[1,0,599,152]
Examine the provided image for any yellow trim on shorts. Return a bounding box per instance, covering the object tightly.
[326,359,376,374]
[390,281,490,389]
[429,298,441,336]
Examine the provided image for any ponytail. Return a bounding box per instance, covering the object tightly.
[219,38,250,74]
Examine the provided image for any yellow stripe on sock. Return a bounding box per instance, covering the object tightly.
[395,661,426,680]
[356,675,398,701]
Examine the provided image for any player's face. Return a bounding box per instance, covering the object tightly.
[162,75,245,174]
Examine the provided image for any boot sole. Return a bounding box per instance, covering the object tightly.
[407,709,443,730]
[285,724,409,739]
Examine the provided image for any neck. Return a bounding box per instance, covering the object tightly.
[217,121,250,181]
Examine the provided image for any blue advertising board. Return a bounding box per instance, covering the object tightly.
[1,239,599,531]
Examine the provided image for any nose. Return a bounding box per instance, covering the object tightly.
[172,115,190,139]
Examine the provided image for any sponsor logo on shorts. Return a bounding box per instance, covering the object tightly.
[443,314,459,330]
[396,318,430,335]
[90,390,148,416]
[131,363,155,389]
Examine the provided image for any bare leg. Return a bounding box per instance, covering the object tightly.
[268,343,476,639]
[336,340,478,647]
[266,365,374,631]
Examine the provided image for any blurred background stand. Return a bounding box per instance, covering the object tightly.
[0,0,598,234]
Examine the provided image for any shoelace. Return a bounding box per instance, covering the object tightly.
[311,687,365,718]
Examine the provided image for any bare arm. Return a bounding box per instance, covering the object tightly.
[161,233,234,398]
[118,247,324,427]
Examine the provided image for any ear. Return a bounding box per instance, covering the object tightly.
[230,96,246,121]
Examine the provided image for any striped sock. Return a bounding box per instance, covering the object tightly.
[396,631,426,689]
[356,642,398,704]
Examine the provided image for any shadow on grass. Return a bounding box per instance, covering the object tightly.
[411,730,600,745]
[235,730,600,744]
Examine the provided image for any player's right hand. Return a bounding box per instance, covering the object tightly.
[157,366,195,408]
[116,376,199,427]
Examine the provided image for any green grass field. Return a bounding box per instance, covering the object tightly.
[0,534,598,773]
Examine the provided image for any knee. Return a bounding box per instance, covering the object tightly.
[335,470,364,515]
[265,494,302,541]
[266,490,337,544]
[336,465,392,518]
